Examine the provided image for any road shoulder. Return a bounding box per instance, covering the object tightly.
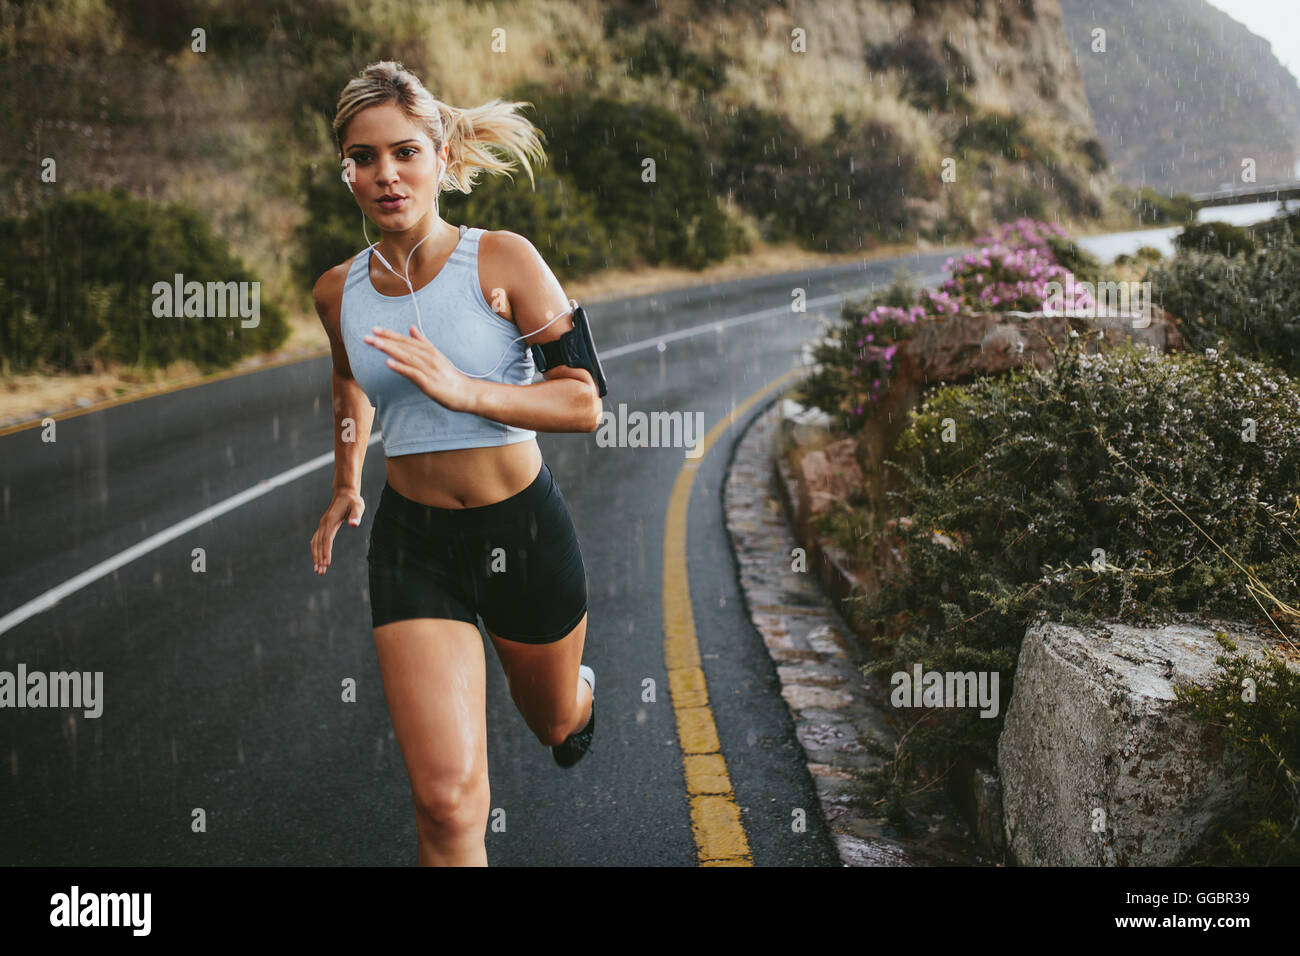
[724,396,993,866]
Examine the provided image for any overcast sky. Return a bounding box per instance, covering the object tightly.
[1205,0,1300,87]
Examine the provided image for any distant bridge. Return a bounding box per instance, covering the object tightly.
[1190,181,1300,209]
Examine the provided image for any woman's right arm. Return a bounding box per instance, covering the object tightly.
[311,264,377,576]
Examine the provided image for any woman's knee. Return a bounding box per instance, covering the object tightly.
[411,767,490,834]
[538,714,580,747]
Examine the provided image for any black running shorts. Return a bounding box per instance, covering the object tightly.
[366,461,588,644]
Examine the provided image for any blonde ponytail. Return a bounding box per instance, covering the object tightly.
[333,60,548,195]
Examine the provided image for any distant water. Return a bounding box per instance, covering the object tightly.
[1076,200,1294,262]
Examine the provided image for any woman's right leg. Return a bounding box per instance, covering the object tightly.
[373,617,489,866]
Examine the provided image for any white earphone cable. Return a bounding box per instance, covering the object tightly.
[359,182,572,380]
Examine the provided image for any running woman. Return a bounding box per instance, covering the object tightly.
[308,61,598,866]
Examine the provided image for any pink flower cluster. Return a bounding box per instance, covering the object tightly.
[973,217,1070,254]
[851,306,917,407]
[847,218,1091,417]
[939,243,1094,313]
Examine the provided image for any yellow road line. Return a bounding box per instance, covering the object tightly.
[662,365,804,866]
[0,347,332,439]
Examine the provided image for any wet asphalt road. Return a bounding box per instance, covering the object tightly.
[0,247,957,866]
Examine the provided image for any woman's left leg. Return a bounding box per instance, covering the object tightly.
[466,459,592,745]
[487,618,592,747]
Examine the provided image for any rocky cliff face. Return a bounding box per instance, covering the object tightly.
[1059,0,1300,192]
[708,0,1114,232]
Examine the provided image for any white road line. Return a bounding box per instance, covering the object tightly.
[599,291,861,358]
[0,289,874,636]
[0,438,383,636]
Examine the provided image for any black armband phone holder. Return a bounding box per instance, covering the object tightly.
[529,303,609,397]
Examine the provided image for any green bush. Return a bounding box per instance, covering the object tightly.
[1250,209,1300,248]
[712,103,929,250]
[508,84,747,269]
[993,180,1047,222]
[444,164,622,281]
[954,111,1030,159]
[1049,166,1104,219]
[1113,185,1197,226]
[0,187,288,374]
[802,114,929,249]
[853,340,1300,769]
[712,103,805,242]
[866,32,969,112]
[620,25,727,93]
[1148,237,1300,377]
[292,157,366,294]
[1080,137,1107,174]
[1177,633,1300,865]
[1175,220,1258,257]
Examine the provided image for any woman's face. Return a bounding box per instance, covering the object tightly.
[341,102,446,228]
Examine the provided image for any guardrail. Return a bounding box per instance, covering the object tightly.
[1189,182,1300,208]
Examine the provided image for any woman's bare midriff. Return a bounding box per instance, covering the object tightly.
[383,438,544,508]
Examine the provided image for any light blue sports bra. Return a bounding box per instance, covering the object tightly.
[339,224,538,456]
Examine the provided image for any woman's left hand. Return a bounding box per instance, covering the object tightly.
[364,325,477,413]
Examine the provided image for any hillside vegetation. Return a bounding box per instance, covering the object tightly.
[2,0,1117,378]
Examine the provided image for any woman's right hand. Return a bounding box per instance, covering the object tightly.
[312,490,366,575]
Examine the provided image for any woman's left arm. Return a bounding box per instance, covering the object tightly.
[468,232,602,433]
[365,231,603,433]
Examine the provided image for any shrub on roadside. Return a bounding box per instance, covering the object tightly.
[1252,210,1300,248]
[1176,633,1300,865]
[852,340,1300,771]
[1174,220,1258,258]
[0,187,288,374]
[1115,244,1166,266]
[715,105,932,251]
[1148,234,1300,377]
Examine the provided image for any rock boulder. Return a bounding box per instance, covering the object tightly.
[998,619,1292,865]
